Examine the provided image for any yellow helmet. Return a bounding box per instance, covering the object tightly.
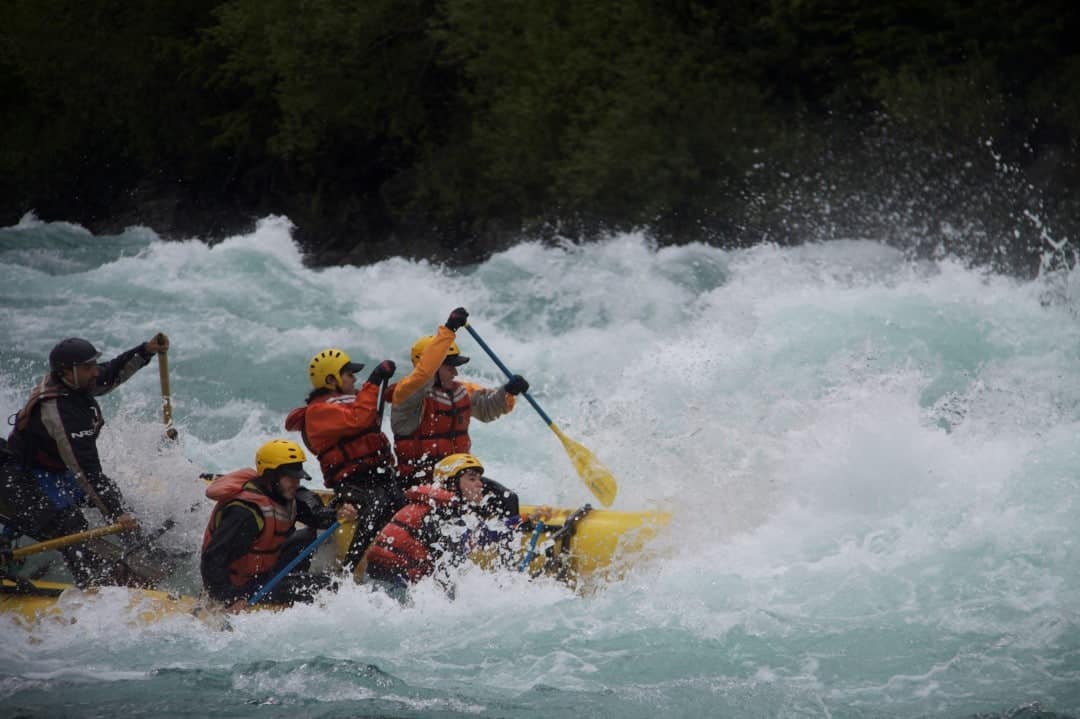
[308,348,364,389]
[255,439,309,479]
[411,335,470,367]
[433,453,484,485]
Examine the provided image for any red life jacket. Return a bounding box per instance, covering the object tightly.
[285,393,394,487]
[202,469,296,587]
[366,484,457,583]
[392,383,472,483]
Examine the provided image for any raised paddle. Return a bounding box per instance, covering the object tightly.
[155,332,178,440]
[248,521,340,606]
[463,324,617,507]
[10,522,128,560]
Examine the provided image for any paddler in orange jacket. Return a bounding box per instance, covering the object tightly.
[201,439,357,612]
[389,307,529,485]
[284,348,400,571]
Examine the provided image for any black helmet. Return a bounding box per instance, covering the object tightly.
[49,338,101,371]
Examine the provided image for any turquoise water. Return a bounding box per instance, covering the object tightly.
[2,215,1080,718]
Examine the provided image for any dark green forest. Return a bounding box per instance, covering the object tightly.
[1,0,1077,272]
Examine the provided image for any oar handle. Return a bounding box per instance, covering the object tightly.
[11,522,127,560]
[156,332,178,440]
[464,324,553,425]
[248,521,339,606]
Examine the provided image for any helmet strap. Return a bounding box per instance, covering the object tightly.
[58,366,79,390]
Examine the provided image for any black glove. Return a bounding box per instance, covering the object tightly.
[504,374,529,396]
[367,360,396,385]
[445,307,469,332]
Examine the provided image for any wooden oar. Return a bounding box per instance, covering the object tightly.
[10,522,127,560]
[464,324,617,507]
[156,332,178,440]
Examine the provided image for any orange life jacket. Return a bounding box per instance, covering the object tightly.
[202,469,296,587]
[366,484,456,583]
[391,382,472,483]
[11,375,67,433]
[284,391,394,487]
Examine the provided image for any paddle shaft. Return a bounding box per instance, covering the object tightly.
[156,333,178,440]
[11,522,127,560]
[463,325,553,425]
[248,521,339,606]
[464,323,617,507]
[518,521,546,572]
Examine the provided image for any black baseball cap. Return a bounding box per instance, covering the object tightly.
[442,354,470,367]
[340,360,365,374]
[276,462,311,481]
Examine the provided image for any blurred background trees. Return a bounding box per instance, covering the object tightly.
[2,0,1077,272]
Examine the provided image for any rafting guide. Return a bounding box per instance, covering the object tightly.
[1,334,173,587]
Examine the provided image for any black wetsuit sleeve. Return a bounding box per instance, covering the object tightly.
[295,487,337,529]
[200,503,262,602]
[91,344,153,397]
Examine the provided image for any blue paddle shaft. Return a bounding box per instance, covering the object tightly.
[248,520,340,606]
[464,325,553,426]
[518,521,546,572]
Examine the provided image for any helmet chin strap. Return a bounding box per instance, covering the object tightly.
[60,365,80,390]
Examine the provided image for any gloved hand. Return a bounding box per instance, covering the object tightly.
[367,360,396,385]
[145,333,169,354]
[504,374,529,396]
[445,307,469,332]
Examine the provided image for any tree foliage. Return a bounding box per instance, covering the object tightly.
[1,0,1077,269]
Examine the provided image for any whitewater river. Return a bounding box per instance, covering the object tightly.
[1,215,1079,718]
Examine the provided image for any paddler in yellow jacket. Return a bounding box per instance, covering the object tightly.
[388,307,530,486]
[200,439,357,612]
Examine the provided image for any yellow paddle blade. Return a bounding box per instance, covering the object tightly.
[550,423,617,507]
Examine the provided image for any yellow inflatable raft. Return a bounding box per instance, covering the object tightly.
[0,577,231,628]
[2,502,669,626]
